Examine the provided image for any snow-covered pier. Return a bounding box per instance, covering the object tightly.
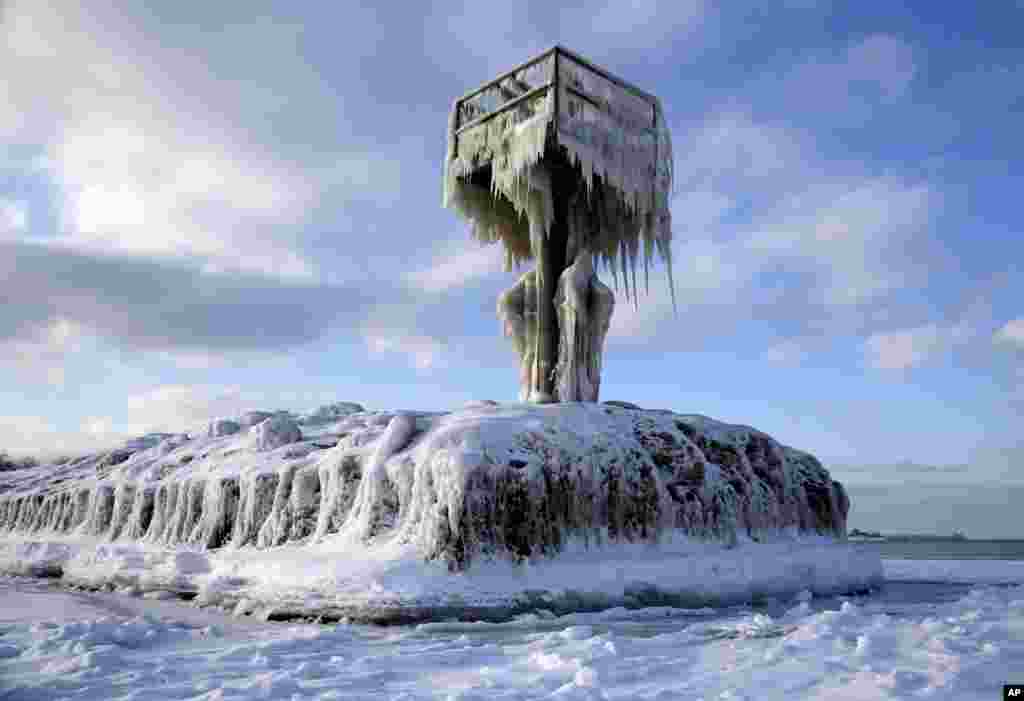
[0,402,881,622]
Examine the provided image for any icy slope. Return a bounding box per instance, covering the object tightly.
[0,402,849,566]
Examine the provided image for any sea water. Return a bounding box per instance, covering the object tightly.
[860,538,1024,560]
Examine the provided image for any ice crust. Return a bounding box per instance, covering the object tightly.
[0,403,869,620]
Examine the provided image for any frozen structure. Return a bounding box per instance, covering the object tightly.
[0,403,849,565]
[445,46,674,403]
[0,402,874,620]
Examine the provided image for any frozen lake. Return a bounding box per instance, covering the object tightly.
[1,559,1021,700]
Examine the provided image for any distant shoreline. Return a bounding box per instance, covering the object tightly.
[850,529,975,542]
[850,535,1024,543]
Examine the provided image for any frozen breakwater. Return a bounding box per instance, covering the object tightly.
[0,402,881,621]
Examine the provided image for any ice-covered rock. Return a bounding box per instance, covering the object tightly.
[301,402,365,426]
[0,403,850,575]
[156,434,190,455]
[252,415,302,452]
[205,419,241,438]
[238,411,275,428]
[125,433,174,452]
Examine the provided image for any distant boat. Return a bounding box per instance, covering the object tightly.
[951,530,967,541]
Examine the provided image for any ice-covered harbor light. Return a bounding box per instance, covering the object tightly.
[444,46,674,403]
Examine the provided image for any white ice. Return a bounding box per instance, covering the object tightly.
[0,558,1020,700]
[0,532,883,625]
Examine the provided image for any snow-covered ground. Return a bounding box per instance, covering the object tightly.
[0,559,1020,700]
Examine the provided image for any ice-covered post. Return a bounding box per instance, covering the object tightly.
[444,46,675,403]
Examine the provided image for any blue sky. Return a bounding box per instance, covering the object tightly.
[1,1,1021,536]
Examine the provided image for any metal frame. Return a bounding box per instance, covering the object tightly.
[450,45,661,159]
[454,83,552,137]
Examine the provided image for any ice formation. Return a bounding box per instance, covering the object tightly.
[252,414,302,452]
[0,403,850,572]
[497,247,615,403]
[445,47,675,402]
[0,402,877,621]
[553,246,615,402]
[443,46,674,298]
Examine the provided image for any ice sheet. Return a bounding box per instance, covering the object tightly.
[0,569,1020,700]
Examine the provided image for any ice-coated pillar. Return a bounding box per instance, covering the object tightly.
[554,248,614,402]
[498,247,614,403]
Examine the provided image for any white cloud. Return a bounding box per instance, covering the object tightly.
[0,199,27,236]
[599,110,939,345]
[0,384,284,460]
[574,0,706,49]
[862,324,951,371]
[76,384,271,448]
[605,239,742,342]
[763,339,811,367]
[995,318,1024,347]
[673,112,936,310]
[120,384,260,433]
[786,34,917,106]
[680,238,744,289]
[364,332,447,371]
[0,2,377,281]
[749,178,933,306]
[0,317,83,387]
[149,350,232,371]
[670,189,734,238]
[0,415,114,460]
[425,0,709,88]
[405,243,507,294]
[49,109,318,280]
[675,112,804,191]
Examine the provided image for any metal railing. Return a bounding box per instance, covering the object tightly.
[449,45,662,163]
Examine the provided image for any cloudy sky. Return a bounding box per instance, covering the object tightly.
[1,2,1021,536]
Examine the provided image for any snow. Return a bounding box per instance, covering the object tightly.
[0,560,1020,699]
[0,532,880,627]
[252,414,303,452]
[301,402,365,426]
[205,418,241,439]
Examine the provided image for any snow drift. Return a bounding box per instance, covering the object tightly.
[0,402,877,621]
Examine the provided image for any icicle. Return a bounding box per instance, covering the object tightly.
[333,413,416,542]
